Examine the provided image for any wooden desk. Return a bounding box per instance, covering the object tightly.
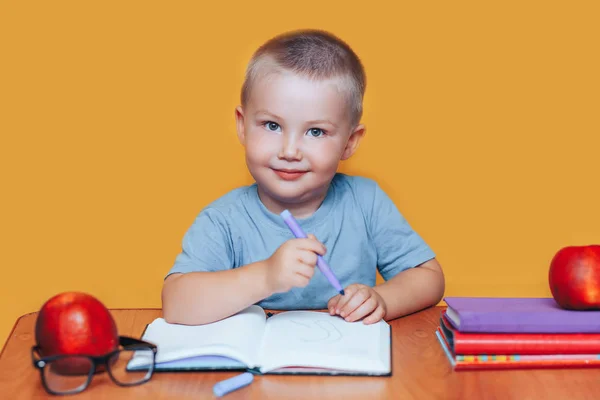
[1,307,599,399]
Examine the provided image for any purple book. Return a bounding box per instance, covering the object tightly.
[444,297,600,333]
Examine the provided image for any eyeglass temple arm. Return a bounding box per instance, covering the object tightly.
[30,345,43,365]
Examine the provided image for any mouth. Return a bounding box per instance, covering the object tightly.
[272,169,308,181]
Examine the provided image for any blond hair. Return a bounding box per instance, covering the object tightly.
[241,29,366,125]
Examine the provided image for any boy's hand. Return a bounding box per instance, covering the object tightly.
[264,234,326,294]
[327,284,387,324]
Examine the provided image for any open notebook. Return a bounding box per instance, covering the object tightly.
[128,305,391,376]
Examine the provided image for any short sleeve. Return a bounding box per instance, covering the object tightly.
[367,182,436,280]
[166,208,235,277]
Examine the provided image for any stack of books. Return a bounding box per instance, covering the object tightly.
[436,297,600,370]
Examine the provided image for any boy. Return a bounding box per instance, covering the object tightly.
[162,29,444,325]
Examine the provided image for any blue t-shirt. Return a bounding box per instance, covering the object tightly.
[167,173,435,309]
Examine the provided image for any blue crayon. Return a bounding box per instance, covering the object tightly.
[213,372,254,397]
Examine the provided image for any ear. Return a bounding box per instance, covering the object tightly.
[341,124,366,160]
[235,106,246,145]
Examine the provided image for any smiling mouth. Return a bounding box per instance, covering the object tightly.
[272,169,308,181]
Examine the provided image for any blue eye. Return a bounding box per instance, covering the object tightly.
[307,128,325,137]
[264,121,281,132]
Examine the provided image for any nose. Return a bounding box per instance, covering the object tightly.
[278,133,303,161]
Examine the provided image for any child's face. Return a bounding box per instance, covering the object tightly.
[236,71,364,213]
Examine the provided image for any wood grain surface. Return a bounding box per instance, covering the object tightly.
[1,307,599,399]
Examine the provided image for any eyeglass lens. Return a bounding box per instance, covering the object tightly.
[43,356,93,394]
[42,348,154,394]
[110,348,154,384]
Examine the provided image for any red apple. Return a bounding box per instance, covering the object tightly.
[549,245,600,310]
[35,292,118,374]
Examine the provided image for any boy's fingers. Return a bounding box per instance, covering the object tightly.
[334,293,351,313]
[296,264,315,280]
[363,305,386,325]
[339,291,369,318]
[328,295,341,314]
[300,236,326,255]
[345,297,377,322]
[293,274,311,288]
[298,250,318,266]
[328,295,340,308]
[334,285,358,312]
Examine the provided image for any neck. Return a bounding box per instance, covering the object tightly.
[256,186,328,219]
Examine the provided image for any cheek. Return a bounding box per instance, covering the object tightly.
[245,132,278,162]
[306,142,344,170]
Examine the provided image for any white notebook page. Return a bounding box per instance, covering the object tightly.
[134,305,267,368]
[258,310,390,373]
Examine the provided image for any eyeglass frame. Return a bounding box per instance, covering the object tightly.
[31,336,157,396]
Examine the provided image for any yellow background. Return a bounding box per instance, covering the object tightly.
[1,1,599,346]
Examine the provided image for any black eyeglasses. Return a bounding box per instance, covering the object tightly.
[31,336,157,396]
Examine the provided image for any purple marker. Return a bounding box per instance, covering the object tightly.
[213,372,254,397]
[280,209,345,295]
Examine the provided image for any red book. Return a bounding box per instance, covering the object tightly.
[436,327,600,371]
[440,314,600,355]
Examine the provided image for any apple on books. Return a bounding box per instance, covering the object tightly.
[549,245,600,310]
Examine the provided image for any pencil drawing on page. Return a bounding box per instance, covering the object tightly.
[286,319,343,343]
